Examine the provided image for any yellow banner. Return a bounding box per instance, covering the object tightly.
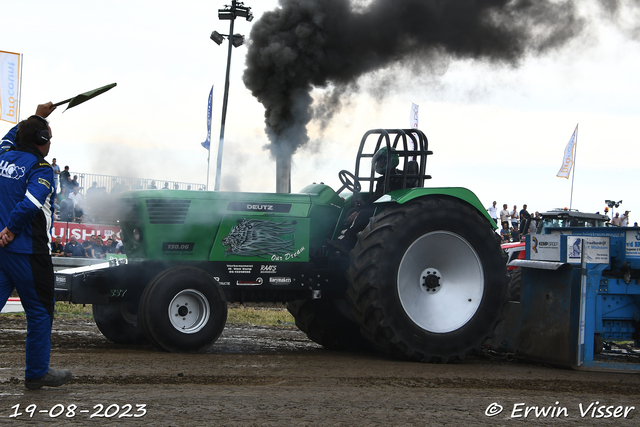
[0,50,21,124]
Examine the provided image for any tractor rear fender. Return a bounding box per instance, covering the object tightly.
[374,187,497,229]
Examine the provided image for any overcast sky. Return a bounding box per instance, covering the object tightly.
[2,0,640,221]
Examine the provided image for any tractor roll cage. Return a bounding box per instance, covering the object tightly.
[353,129,433,195]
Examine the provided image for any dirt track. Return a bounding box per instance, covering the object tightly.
[1,316,639,426]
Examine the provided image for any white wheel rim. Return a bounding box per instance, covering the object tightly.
[397,231,484,333]
[168,289,210,334]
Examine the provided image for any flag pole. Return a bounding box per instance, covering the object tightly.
[206,141,211,191]
[569,124,579,210]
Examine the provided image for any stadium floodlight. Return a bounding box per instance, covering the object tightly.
[218,10,234,20]
[232,34,245,47]
[605,199,623,209]
[218,1,253,21]
[210,31,225,45]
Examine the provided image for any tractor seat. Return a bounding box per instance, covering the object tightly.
[405,160,420,188]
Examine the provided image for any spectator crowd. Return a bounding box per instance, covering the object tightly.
[487,201,632,243]
[52,161,105,224]
[50,161,126,256]
[51,234,124,258]
[47,161,207,257]
[609,210,632,227]
[486,202,534,243]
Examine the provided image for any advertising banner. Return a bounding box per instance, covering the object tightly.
[626,229,640,258]
[529,234,561,261]
[409,102,419,153]
[410,102,419,129]
[557,125,578,179]
[52,221,120,244]
[566,236,609,264]
[0,50,21,124]
[201,86,213,150]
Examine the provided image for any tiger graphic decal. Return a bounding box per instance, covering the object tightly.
[222,219,297,258]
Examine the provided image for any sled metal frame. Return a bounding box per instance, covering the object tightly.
[506,229,640,372]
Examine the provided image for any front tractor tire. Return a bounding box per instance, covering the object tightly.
[138,267,227,353]
[347,197,508,362]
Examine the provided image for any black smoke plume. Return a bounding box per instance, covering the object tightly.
[242,0,635,161]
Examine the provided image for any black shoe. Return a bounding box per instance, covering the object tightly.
[25,368,72,390]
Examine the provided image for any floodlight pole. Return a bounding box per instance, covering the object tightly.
[214,2,237,192]
[211,0,252,191]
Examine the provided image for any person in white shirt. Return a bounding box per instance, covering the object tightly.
[487,201,498,226]
[621,211,630,227]
[67,186,85,222]
[67,186,83,207]
[499,204,511,228]
[510,205,519,229]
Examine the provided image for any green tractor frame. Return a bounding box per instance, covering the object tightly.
[55,129,508,362]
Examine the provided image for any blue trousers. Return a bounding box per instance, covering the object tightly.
[0,250,54,379]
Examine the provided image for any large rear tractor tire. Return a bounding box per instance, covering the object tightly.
[286,298,372,351]
[347,197,508,362]
[92,302,147,345]
[138,267,227,353]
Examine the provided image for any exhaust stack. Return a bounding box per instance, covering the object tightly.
[276,155,291,193]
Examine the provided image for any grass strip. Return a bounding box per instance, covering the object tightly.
[2,302,295,327]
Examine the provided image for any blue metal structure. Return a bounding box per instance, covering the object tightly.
[493,227,640,371]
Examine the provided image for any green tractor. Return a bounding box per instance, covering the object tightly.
[55,129,508,362]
